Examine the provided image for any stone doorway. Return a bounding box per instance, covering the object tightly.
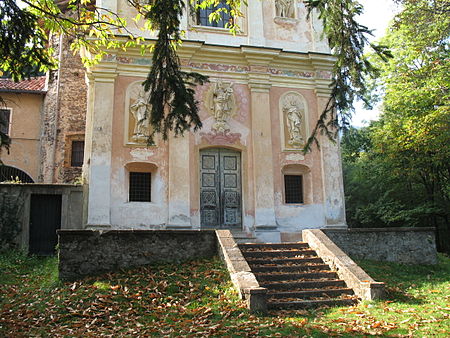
[200,148,242,228]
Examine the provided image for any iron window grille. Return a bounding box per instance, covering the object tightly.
[0,109,11,135]
[129,172,151,202]
[197,1,232,28]
[71,140,85,167]
[284,175,304,204]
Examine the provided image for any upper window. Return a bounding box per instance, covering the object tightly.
[284,175,303,204]
[71,140,85,167]
[0,109,11,135]
[197,1,232,28]
[129,172,151,202]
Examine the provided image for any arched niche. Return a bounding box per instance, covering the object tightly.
[124,81,154,146]
[279,91,309,151]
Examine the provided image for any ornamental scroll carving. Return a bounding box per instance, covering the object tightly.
[275,0,295,18]
[207,81,236,133]
[281,93,306,148]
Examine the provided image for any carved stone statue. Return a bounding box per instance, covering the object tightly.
[282,94,305,147]
[130,90,151,141]
[275,0,295,18]
[210,81,234,132]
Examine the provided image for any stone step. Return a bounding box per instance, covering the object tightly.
[251,264,330,273]
[268,288,354,300]
[260,279,346,290]
[268,298,357,310]
[231,231,258,244]
[242,249,317,258]
[239,242,309,251]
[245,257,324,266]
[254,271,338,282]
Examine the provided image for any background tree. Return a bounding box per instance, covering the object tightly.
[342,0,450,252]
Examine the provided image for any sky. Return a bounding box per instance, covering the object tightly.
[351,0,401,127]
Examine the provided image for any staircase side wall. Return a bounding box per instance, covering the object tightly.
[324,228,438,265]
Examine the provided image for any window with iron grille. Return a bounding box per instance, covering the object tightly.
[0,109,11,135]
[71,141,85,167]
[197,1,232,28]
[129,172,151,202]
[284,175,303,204]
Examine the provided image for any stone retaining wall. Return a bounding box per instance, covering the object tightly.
[324,228,438,265]
[58,230,217,280]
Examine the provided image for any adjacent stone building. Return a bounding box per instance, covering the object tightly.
[83,0,347,242]
[0,77,46,182]
[0,34,87,185]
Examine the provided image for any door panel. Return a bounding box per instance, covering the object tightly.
[200,150,220,226]
[200,148,241,228]
[220,150,241,227]
[29,194,62,255]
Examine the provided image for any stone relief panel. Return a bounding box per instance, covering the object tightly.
[280,92,308,150]
[206,81,236,133]
[195,81,250,146]
[125,81,153,146]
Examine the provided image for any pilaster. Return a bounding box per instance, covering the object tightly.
[248,79,277,228]
[167,134,192,227]
[85,69,117,227]
[243,48,280,229]
[316,96,347,228]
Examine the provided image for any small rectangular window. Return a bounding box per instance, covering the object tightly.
[284,175,303,204]
[0,109,11,135]
[197,1,232,28]
[71,140,85,167]
[129,172,151,202]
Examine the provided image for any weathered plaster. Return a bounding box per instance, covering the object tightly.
[0,93,43,181]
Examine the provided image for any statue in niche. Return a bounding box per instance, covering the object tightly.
[275,0,295,18]
[283,95,304,146]
[210,81,234,133]
[130,90,151,141]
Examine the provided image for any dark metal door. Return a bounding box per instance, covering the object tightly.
[29,194,62,255]
[200,148,242,228]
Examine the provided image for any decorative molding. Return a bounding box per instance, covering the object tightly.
[269,68,314,78]
[200,130,242,145]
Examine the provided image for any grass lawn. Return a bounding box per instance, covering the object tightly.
[0,251,449,337]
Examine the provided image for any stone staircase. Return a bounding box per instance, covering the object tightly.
[238,242,358,310]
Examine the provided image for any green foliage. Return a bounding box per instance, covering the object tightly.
[342,0,450,252]
[0,0,56,81]
[304,0,392,151]
[0,190,25,251]
[143,0,209,141]
[1,251,449,336]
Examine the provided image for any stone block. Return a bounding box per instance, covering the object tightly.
[244,287,268,314]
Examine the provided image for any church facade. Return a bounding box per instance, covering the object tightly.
[84,0,346,242]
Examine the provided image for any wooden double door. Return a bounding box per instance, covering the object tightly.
[29,194,62,255]
[200,148,242,228]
